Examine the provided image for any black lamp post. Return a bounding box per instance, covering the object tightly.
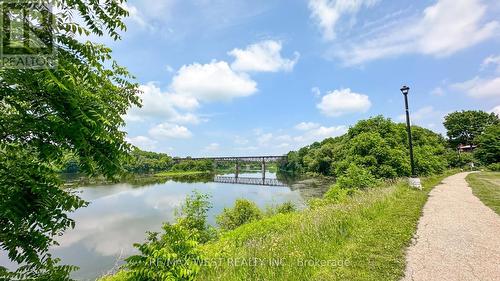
[400,85,416,177]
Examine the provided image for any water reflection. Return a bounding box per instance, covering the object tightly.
[214,176,286,186]
[55,172,302,280]
[0,172,328,280]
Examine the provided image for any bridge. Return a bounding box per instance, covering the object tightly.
[213,176,286,187]
[176,156,286,162]
[175,155,287,180]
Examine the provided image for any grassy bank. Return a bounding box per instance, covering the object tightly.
[99,171,455,281]
[198,171,455,281]
[466,172,500,214]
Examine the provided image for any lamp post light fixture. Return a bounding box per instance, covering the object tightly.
[400,85,422,189]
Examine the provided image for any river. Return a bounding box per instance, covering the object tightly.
[0,172,327,280]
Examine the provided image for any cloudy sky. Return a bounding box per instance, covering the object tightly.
[101,0,500,157]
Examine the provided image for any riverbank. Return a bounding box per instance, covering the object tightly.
[100,171,456,281]
[198,171,455,280]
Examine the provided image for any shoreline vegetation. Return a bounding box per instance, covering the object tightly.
[98,115,499,280]
[100,170,458,281]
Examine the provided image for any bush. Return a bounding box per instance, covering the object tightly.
[176,191,216,243]
[115,191,213,281]
[265,201,298,216]
[216,199,262,231]
[335,165,379,190]
[488,163,500,171]
[323,184,353,203]
[445,150,475,168]
[275,201,297,214]
[124,224,202,281]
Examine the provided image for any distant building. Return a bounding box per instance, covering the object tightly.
[458,144,477,153]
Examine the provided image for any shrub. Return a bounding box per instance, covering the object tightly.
[124,224,202,281]
[114,191,213,281]
[176,191,216,243]
[323,184,355,203]
[445,150,475,168]
[265,201,298,216]
[216,199,262,231]
[488,163,500,171]
[275,201,297,214]
[335,165,379,190]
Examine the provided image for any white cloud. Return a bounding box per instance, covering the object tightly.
[244,124,347,153]
[295,122,320,131]
[308,0,379,40]
[126,135,158,151]
[170,60,257,102]
[317,88,371,117]
[311,87,321,97]
[451,76,500,99]
[234,136,249,145]
[125,83,200,123]
[203,143,220,152]
[398,106,436,122]
[257,133,274,146]
[397,106,447,133]
[148,122,192,139]
[431,87,445,96]
[122,3,151,30]
[229,40,299,72]
[168,113,205,125]
[166,65,175,73]
[293,125,347,143]
[333,0,499,65]
[490,105,500,116]
[482,55,500,73]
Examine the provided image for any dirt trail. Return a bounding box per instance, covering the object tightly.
[402,172,500,281]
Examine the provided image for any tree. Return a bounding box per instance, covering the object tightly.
[474,124,500,165]
[279,116,448,178]
[124,224,202,281]
[216,199,262,231]
[121,191,212,281]
[0,1,139,279]
[443,110,499,147]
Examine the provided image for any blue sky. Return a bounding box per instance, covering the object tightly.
[98,0,500,157]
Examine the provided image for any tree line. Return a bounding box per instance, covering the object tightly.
[280,111,499,179]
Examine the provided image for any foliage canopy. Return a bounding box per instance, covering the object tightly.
[280,116,448,178]
[1,0,139,279]
[443,110,499,147]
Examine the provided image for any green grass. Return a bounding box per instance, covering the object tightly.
[154,170,211,177]
[198,171,456,281]
[98,171,456,281]
[466,172,500,215]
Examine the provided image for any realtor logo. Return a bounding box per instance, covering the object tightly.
[0,0,56,69]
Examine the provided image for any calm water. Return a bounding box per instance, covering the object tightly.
[1,172,309,280]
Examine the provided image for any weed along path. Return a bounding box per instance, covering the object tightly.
[402,172,500,281]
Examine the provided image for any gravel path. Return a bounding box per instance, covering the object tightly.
[402,172,500,281]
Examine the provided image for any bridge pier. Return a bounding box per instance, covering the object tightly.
[261,158,266,180]
[235,161,240,178]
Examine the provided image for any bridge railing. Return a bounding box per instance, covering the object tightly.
[175,156,286,163]
[213,176,286,187]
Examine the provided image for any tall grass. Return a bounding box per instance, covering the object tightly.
[198,171,456,281]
